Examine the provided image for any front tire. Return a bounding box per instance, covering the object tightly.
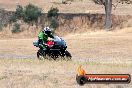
[64,50,72,60]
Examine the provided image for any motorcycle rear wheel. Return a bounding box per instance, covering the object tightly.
[37,50,46,60]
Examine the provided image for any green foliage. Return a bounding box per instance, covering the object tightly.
[23,4,42,23]
[9,4,42,32]
[9,5,23,23]
[47,7,59,29]
[10,4,42,24]
[12,23,21,33]
[47,7,59,18]
[0,21,3,31]
[9,14,17,23]
[50,18,59,29]
[15,5,24,19]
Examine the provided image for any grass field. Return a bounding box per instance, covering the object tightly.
[0,59,131,88]
[0,28,132,88]
[0,0,132,87]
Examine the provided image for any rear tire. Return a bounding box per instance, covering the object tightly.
[37,50,46,60]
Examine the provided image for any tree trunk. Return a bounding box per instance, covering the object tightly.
[104,0,112,30]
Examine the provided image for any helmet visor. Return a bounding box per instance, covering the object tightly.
[45,31,51,36]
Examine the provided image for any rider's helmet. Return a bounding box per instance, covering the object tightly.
[43,27,52,36]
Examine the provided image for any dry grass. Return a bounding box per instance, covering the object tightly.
[0,0,132,87]
[0,28,132,87]
[66,28,132,63]
[0,59,131,88]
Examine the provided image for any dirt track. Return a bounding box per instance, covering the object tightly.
[0,31,132,88]
[0,31,132,63]
[0,0,132,87]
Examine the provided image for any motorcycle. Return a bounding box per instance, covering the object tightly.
[33,36,72,60]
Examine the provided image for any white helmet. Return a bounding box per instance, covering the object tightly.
[43,27,52,35]
[43,27,51,31]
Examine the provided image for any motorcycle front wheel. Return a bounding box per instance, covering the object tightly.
[63,50,72,60]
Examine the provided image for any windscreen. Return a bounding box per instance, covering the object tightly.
[54,36,62,42]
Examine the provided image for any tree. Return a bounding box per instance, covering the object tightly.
[50,18,59,29]
[92,0,131,30]
[47,7,59,29]
[15,5,24,19]
[23,4,42,24]
[11,23,21,33]
[9,5,23,24]
[10,4,42,29]
[92,0,112,30]
[47,7,59,18]
[104,0,112,30]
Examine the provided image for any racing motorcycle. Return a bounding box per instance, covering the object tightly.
[33,36,72,60]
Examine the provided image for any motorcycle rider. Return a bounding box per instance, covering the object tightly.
[38,27,54,50]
